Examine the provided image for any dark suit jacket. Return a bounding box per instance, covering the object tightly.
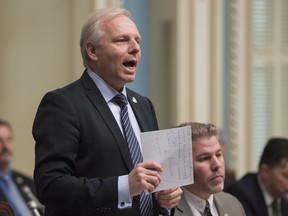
[174,191,246,216]
[0,170,37,209]
[224,173,288,216]
[33,71,162,216]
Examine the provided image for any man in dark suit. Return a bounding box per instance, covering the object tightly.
[174,122,245,216]
[0,119,43,216]
[225,138,288,216]
[32,7,182,216]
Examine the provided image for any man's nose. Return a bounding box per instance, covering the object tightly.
[0,142,6,152]
[129,39,140,54]
[0,140,10,150]
[211,157,221,170]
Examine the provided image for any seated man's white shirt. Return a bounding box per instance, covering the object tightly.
[182,187,219,216]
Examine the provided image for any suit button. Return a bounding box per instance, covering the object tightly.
[120,201,125,207]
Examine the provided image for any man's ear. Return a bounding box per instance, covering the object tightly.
[86,42,98,61]
[259,164,270,178]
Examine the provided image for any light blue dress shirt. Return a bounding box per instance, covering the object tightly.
[87,68,140,209]
[0,170,33,216]
[87,69,171,215]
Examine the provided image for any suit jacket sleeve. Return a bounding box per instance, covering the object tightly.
[33,89,120,213]
[32,73,160,215]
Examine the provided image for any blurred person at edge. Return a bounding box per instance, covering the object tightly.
[174,122,245,216]
[32,7,182,216]
[225,138,288,216]
[0,119,44,216]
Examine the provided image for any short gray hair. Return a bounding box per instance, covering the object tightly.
[80,8,131,67]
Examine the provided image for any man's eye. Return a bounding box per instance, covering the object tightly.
[115,38,126,43]
[216,152,223,157]
[199,157,209,162]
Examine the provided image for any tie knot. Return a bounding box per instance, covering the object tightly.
[113,93,128,109]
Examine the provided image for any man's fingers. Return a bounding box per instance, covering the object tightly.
[138,161,163,172]
[128,162,163,196]
[155,187,183,208]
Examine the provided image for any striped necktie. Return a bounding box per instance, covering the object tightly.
[113,93,153,216]
[203,200,213,216]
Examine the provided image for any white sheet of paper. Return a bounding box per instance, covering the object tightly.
[140,125,194,193]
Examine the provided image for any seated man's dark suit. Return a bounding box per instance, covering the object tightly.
[224,173,288,216]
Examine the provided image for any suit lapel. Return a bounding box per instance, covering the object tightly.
[214,194,224,215]
[126,94,144,130]
[81,72,134,171]
[11,173,28,202]
[214,193,229,216]
[175,195,194,215]
[280,198,288,215]
[126,89,153,132]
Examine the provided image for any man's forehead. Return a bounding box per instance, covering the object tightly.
[193,137,222,152]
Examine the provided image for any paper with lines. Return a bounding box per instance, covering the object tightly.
[141,125,193,192]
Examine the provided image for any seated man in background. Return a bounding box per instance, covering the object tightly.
[0,119,43,216]
[225,137,288,216]
[175,122,245,216]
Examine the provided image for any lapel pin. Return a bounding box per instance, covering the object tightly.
[16,176,24,184]
[132,97,137,103]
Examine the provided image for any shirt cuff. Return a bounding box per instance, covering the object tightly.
[118,175,132,209]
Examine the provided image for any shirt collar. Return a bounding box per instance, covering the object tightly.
[0,170,12,179]
[258,174,276,206]
[87,68,127,103]
[182,187,214,213]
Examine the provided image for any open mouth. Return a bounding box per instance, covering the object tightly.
[123,60,137,68]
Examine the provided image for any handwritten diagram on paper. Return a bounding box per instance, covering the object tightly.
[140,125,193,192]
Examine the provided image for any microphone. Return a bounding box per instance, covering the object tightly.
[27,200,41,216]
[22,185,44,216]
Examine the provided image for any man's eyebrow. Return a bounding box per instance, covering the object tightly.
[196,152,211,159]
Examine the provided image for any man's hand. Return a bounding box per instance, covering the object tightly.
[155,187,183,208]
[128,161,163,196]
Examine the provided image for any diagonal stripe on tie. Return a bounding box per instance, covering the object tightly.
[113,93,153,216]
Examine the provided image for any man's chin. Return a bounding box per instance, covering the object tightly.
[0,161,11,171]
[210,183,224,193]
[210,181,224,193]
[124,75,136,82]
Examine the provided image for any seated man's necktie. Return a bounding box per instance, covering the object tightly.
[203,200,213,216]
[271,199,280,216]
